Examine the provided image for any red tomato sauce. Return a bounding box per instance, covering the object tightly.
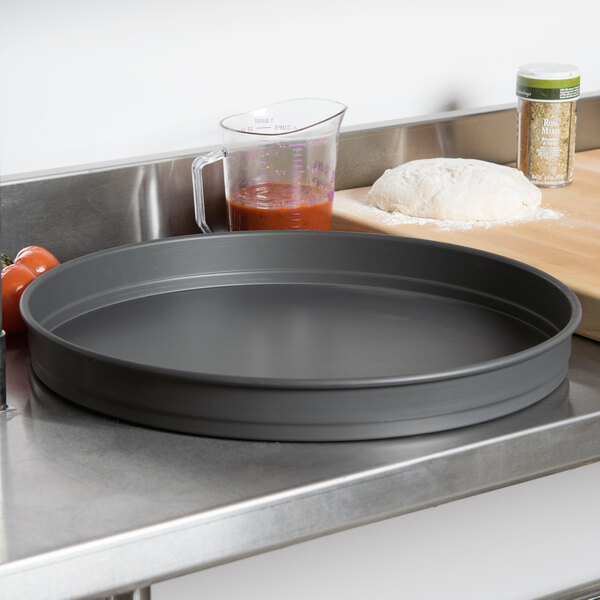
[227,182,332,231]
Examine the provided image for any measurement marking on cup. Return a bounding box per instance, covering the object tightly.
[286,139,305,191]
[258,142,272,183]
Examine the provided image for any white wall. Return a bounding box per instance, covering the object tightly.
[1,0,599,177]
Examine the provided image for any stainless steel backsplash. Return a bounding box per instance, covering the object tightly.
[2,97,599,261]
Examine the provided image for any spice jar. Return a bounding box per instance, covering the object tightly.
[516,63,580,187]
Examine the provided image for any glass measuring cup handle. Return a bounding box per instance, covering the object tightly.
[191,149,227,233]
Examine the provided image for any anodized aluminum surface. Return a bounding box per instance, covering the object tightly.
[20,231,581,440]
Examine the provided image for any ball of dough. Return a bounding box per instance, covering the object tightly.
[367,158,542,221]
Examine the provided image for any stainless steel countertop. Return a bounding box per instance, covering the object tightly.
[2,102,600,598]
[2,333,600,600]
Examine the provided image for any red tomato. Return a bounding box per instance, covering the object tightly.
[14,245,60,277]
[1,263,37,333]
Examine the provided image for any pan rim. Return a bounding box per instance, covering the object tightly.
[21,231,582,391]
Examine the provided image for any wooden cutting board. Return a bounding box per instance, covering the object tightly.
[332,149,600,341]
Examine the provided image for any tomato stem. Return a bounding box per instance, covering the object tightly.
[1,253,14,269]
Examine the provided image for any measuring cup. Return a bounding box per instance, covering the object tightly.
[192,98,347,232]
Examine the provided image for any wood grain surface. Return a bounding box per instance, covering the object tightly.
[332,149,600,341]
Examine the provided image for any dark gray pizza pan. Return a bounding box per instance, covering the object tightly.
[20,231,581,441]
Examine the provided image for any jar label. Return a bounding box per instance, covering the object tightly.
[516,75,580,101]
[517,100,577,187]
[517,84,580,101]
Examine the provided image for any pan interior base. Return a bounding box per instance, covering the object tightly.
[53,283,547,381]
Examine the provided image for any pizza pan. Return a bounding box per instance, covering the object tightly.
[20,231,581,441]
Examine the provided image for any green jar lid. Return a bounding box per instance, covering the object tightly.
[517,63,580,101]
